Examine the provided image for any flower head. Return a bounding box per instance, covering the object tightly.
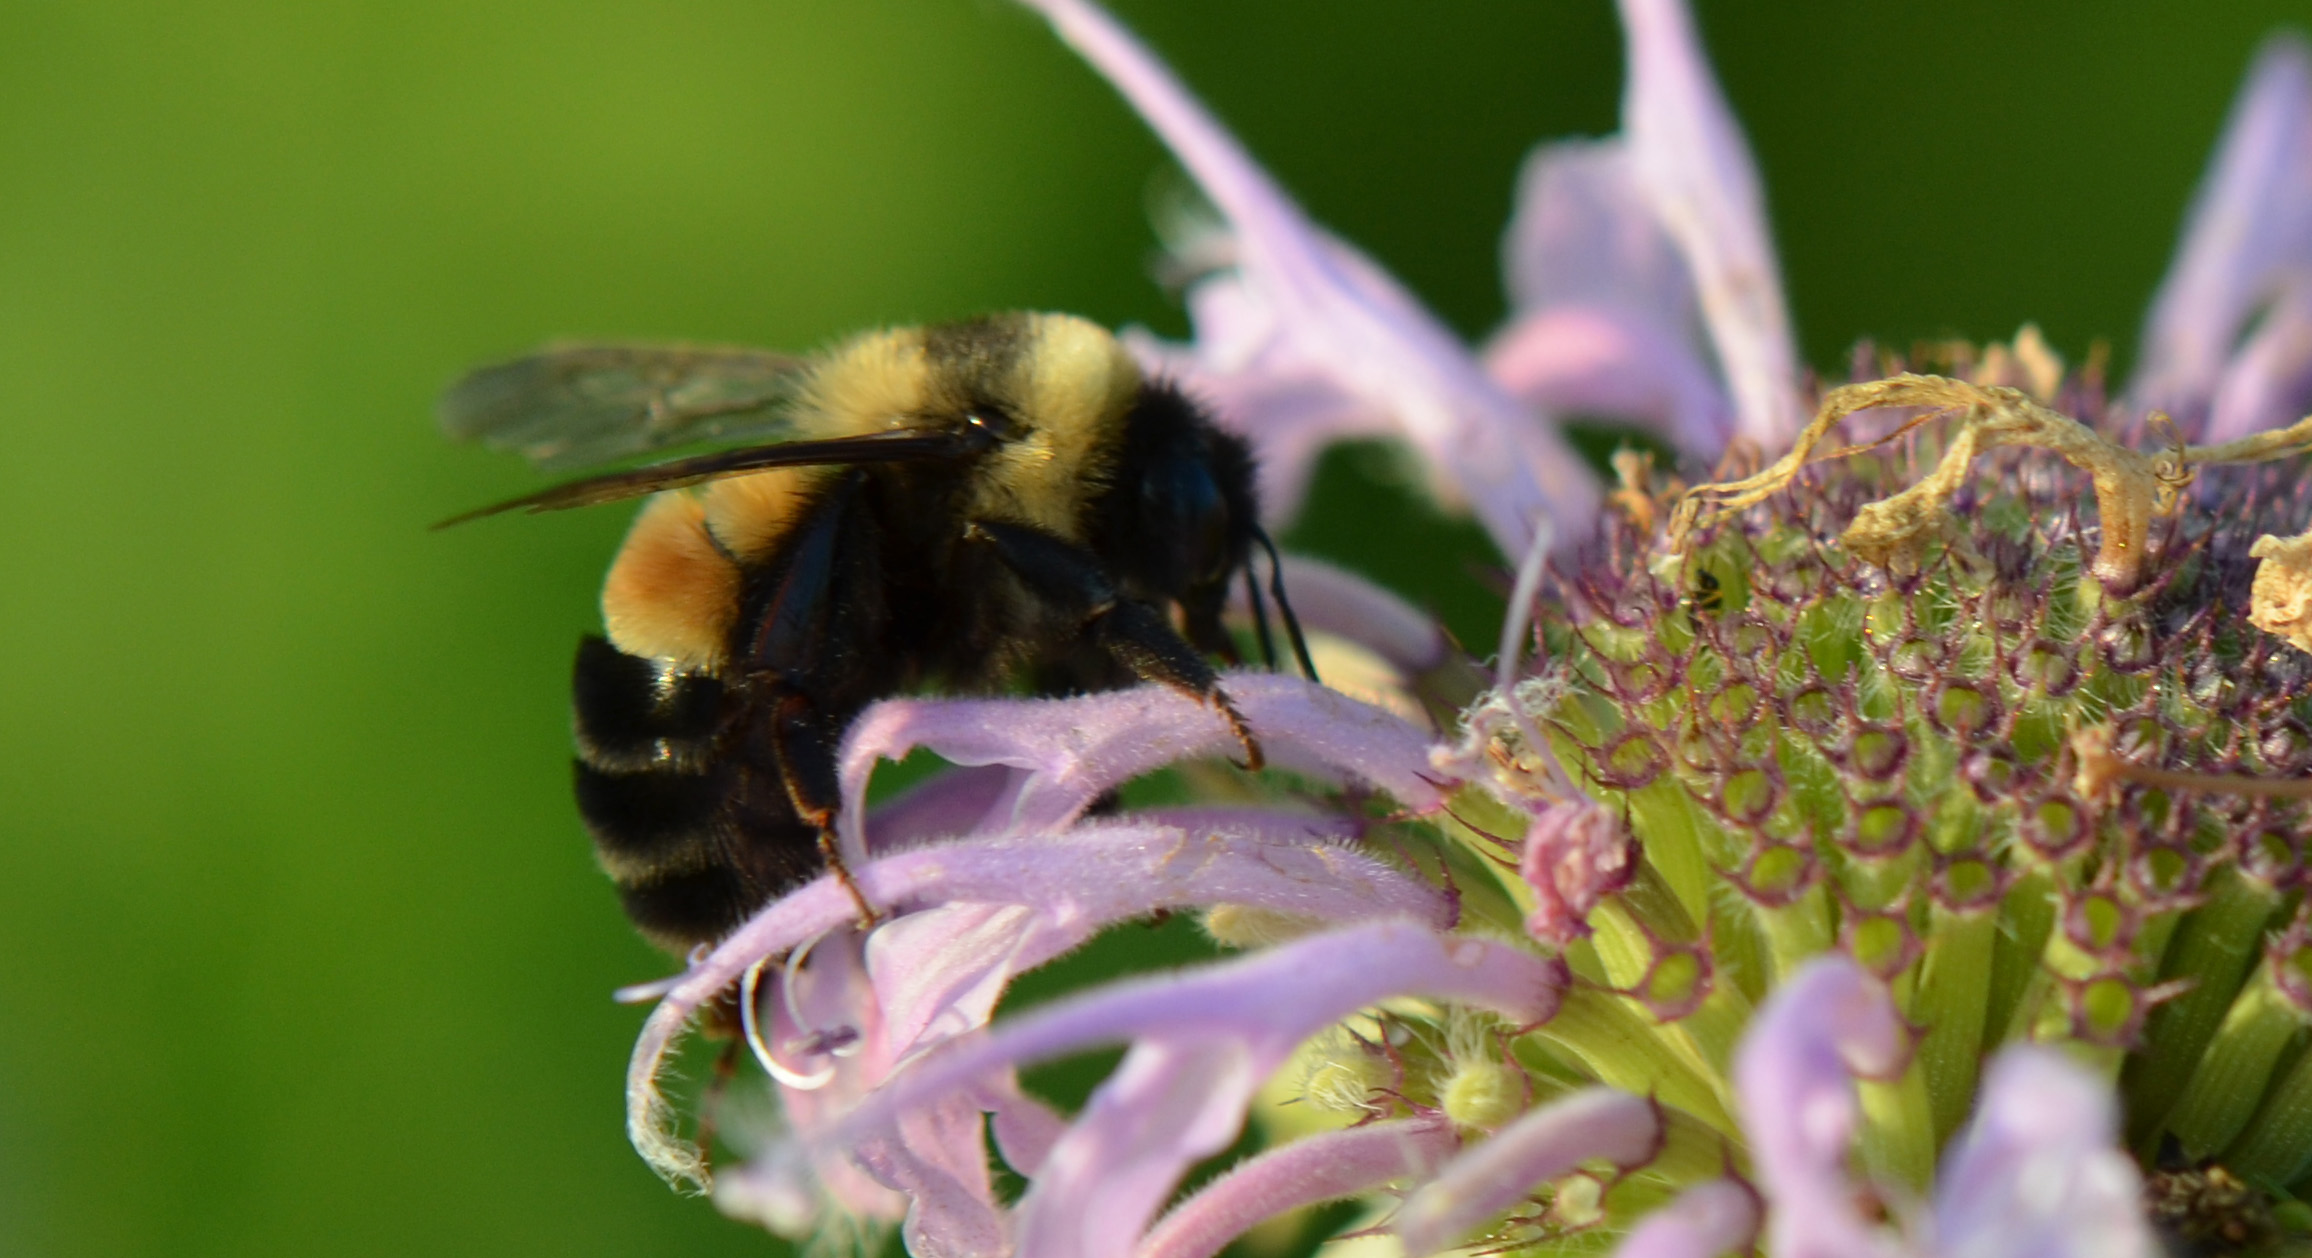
[600,4,2312,1256]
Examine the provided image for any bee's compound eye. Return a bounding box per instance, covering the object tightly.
[964,407,1018,443]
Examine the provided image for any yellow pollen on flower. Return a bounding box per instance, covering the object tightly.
[1292,1026,1391,1118]
[1438,1008,1522,1131]
[1545,1173,1608,1232]
[1201,904,1324,949]
[1968,323,2065,402]
[1302,632,1427,725]
[2249,529,2312,655]
[1440,1057,1523,1132]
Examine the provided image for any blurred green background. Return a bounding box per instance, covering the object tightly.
[3,2,2306,1254]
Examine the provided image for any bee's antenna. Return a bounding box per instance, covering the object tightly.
[1243,564,1279,669]
[1251,525,1319,683]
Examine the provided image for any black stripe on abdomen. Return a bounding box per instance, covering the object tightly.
[570,635,824,950]
[572,635,726,772]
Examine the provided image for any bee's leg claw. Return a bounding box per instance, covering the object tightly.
[966,519,1271,774]
[1216,692,1264,772]
[815,830,881,928]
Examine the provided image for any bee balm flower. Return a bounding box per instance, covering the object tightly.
[602,4,2312,1257]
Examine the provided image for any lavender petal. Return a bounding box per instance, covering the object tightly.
[2207,281,2312,442]
[837,676,1449,858]
[1016,1039,1265,1258]
[1017,0,1601,557]
[853,1095,1012,1258]
[1616,0,1803,446]
[1136,1116,1458,1258]
[978,1073,1068,1178]
[1490,136,1733,456]
[831,923,1565,1130]
[2133,34,2312,431]
[1394,1089,1661,1254]
[1485,304,1733,458]
[821,923,1566,1248]
[1610,1178,1761,1258]
[628,816,1449,1185]
[1731,957,1909,1258]
[710,1141,827,1237]
[865,902,1041,1067]
[1928,1046,2155,1258]
[1502,138,1701,331]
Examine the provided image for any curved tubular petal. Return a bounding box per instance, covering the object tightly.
[860,815,1451,1068]
[1502,138,1700,330]
[1486,305,1732,458]
[1136,1117,1458,1258]
[1929,1047,2156,1258]
[1616,0,1802,446]
[827,922,1564,1258]
[852,1094,1013,1258]
[1490,136,1733,457]
[2207,281,2312,443]
[837,675,1450,860]
[626,817,1450,1187]
[860,765,1021,852]
[1394,1089,1660,1255]
[1609,1178,1760,1258]
[1018,1038,1264,1258]
[1730,957,1908,1258]
[825,919,1567,1150]
[857,921,1566,1112]
[1016,0,1600,558]
[2134,34,2312,431]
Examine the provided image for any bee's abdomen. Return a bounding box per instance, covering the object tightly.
[570,635,818,950]
[572,635,726,771]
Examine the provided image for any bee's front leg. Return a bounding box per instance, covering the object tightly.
[967,519,1264,771]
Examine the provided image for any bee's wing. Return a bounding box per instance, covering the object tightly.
[438,343,810,471]
[432,425,982,527]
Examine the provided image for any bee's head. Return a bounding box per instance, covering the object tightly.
[927,313,1273,659]
[1097,380,1262,645]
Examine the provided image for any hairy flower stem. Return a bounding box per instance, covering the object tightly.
[1858,1062,1938,1192]
[1983,870,2058,1048]
[1913,904,1997,1144]
[1752,887,1836,986]
[2230,1051,2312,1186]
[2168,960,2308,1157]
[2122,867,2284,1151]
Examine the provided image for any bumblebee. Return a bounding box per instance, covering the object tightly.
[442,313,1312,952]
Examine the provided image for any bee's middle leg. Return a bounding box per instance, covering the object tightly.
[764,685,880,925]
